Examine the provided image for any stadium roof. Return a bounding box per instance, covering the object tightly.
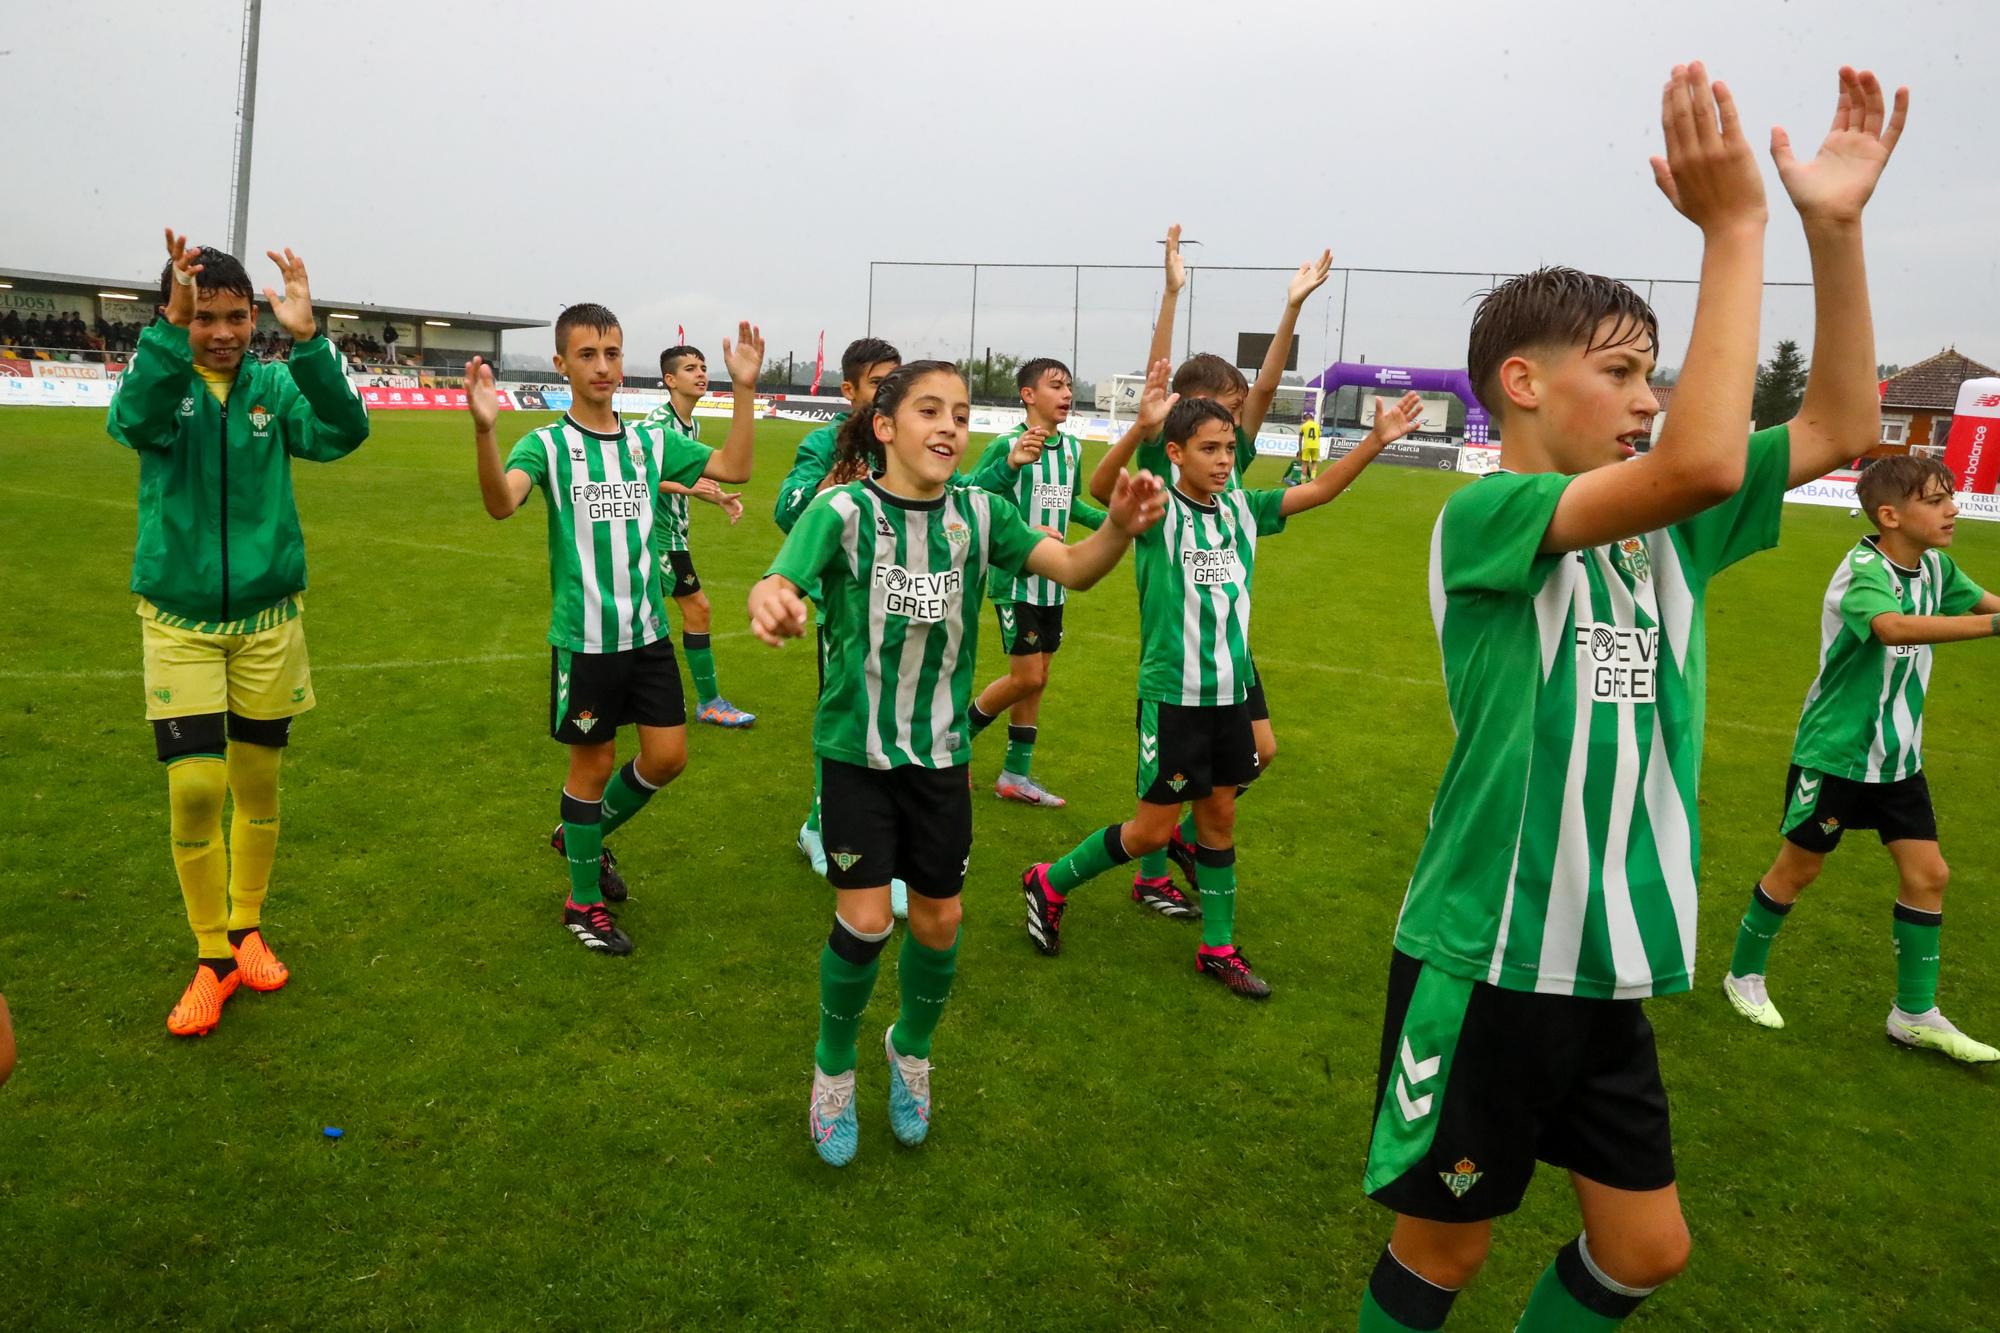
[0,265,546,331]
[1882,347,1998,411]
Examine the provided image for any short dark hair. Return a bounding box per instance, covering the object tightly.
[831,359,962,482]
[1856,454,1954,521]
[1016,357,1071,391]
[1164,396,1236,448]
[1467,266,1658,415]
[1170,353,1248,400]
[555,302,620,356]
[157,248,254,310]
[840,337,901,385]
[659,344,703,376]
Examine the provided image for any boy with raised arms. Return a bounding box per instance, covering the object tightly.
[1355,65,1906,1331]
[465,307,763,956]
[108,231,369,1037]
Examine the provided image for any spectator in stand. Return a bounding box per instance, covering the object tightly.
[0,310,21,349]
[382,321,400,362]
[23,315,46,352]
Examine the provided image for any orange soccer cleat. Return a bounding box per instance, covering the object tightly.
[231,930,290,992]
[167,963,241,1037]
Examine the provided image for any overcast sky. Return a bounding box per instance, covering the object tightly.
[7,0,1995,383]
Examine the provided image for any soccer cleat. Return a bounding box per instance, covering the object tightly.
[549,824,628,903]
[1021,864,1066,956]
[563,899,634,956]
[696,698,757,729]
[883,1027,933,1147]
[231,929,290,992]
[167,963,241,1037]
[1886,1007,2000,1064]
[995,772,1066,808]
[891,879,909,919]
[797,821,828,877]
[1166,827,1199,890]
[809,1064,859,1166]
[1723,973,1783,1029]
[1132,874,1202,921]
[1196,946,1273,1000]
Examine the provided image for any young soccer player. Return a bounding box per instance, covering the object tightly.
[108,230,369,1037]
[961,357,1108,807]
[1723,454,1999,1061]
[748,361,1166,1166]
[642,344,755,729]
[466,308,764,955]
[1023,389,1423,996]
[773,337,902,875]
[1356,64,1906,1332]
[1297,413,1324,483]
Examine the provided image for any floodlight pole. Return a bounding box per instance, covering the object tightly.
[968,264,978,370]
[226,0,263,258]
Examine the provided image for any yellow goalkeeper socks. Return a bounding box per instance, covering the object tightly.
[225,743,283,931]
[167,756,229,958]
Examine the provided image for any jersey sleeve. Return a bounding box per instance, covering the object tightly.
[1836,550,1903,639]
[106,320,195,452]
[773,425,838,533]
[1437,471,1573,596]
[505,432,548,487]
[1245,487,1289,537]
[1234,426,1257,478]
[1069,490,1107,531]
[982,492,1045,577]
[961,434,1017,496]
[766,490,847,592]
[653,426,713,488]
[1670,425,1790,581]
[277,336,371,462]
[1936,554,1988,616]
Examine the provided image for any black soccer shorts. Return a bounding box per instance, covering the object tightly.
[665,550,702,600]
[995,601,1065,656]
[818,758,973,897]
[1134,699,1258,804]
[549,639,685,743]
[1779,764,1937,853]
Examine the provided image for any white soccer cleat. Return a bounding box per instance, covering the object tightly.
[1886,1007,2000,1064]
[1723,973,1784,1030]
[995,772,1067,808]
[797,821,828,877]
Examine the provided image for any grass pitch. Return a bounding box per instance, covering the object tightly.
[1,404,1996,1330]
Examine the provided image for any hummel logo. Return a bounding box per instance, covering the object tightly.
[1396,1037,1441,1122]
[999,608,1015,629]
[558,671,570,691]
[877,515,896,538]
[1796,774,1821,805]
[1140,733,1159,763]
[832,851,862,871]
[1855,552,1876,565]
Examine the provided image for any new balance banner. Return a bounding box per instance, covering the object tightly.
[1943,376,2000,495]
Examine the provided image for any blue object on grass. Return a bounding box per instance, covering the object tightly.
[323,1127,343,1139]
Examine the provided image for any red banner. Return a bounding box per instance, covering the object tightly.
[1942,376,2000,495]
[810,329,825,394]
[362,386,512,410]
[0,358,35,378]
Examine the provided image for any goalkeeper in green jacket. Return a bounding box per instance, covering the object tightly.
[107,229,369,1039]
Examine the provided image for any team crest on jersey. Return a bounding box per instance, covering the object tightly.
[178,396,196,417]
[248,404,272,433]
[944,521,969,547]
[1820,816,1841,835]
[629,442,645,467]
[1439,1158,1483,1198]
[572,710,599,735]
[153,687,172,703]
[1167,772,1188,792]
[1613,536,1651,582]
[831,850,862,872]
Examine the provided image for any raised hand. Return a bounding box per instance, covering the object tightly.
[1287,249,1334,308]
[1009,426,1050,469]
[748,575,809,646]
[1772,66,1908,225]
[1107,468,1167,537]
[1371,391,1426,444]
[720,491,745,525]
[1649,61,1767,232]
[262,248,318,341]
[1136,357,1179,437]
[464,356,501,432]
[722,321,765,386]
[162,229,204,328]
[1162,224,1186,294]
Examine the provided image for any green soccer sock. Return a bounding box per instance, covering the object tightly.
[1195,844,1237,949]
[1893,902,1943,1013]
[1729,883,1793,977]
[1516,1237,1652,1331]
[1045,825,1133,895]
[1003,724,1036,778]
[890,930,959,1060]
[1136,847,1171,881]
[683,631,720,707]
[560,792,604,907]
[598,759,659,838]
[1357,1247,1457,1331]
[816,916,890,1076]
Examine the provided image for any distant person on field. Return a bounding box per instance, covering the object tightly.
[106,230,370,1038]
[0,993,13,1088]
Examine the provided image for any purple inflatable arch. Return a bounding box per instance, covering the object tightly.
[1304,362,1493,444]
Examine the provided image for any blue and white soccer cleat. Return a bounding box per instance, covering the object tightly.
[797,821,828,877]
[809,1065,859,1166]
[883,1027,932,1147]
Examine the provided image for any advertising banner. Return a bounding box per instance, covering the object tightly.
[1782,470,2000,523]
[1325,433,1461,470]
[1456,444,1502,476]
[1941,376,2000,495]
[0,357,36,378]
[32,361,105,380]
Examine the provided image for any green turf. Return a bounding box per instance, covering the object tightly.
[2,404,1997,1330]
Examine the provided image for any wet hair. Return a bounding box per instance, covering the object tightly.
[1170,352,1249,400]
[840,336,902,386]
[1016,357,1071,392]
[659,344,703,376]
[1856,454,1955,522]
[1467,266,1658,415]
[555,302,620,356]
[1164,396,1237,449]
[156,248,254,310]
[829,359,962,484]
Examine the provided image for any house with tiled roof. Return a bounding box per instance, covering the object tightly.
[1879,348,1998,455]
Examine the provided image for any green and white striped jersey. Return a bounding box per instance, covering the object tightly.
[505,413,710,653]
[969,425,1107,606]
[1134,485,1287,706]
[1136,424,1256,493]
[767,477,1044,769]
[1394,428,1791,1000]
[639,401,701,553]
[1791,536,1985,782]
